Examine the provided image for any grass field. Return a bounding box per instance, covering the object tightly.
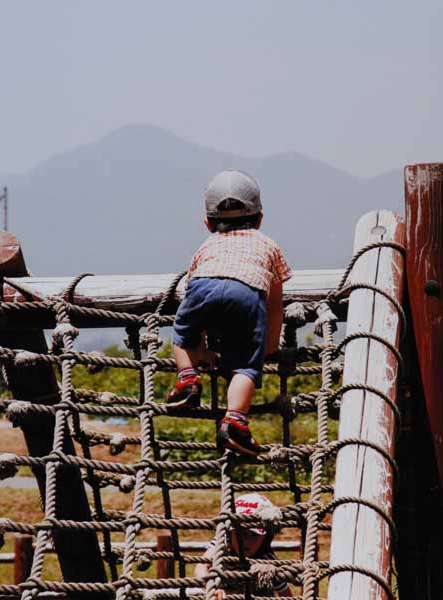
[0,413,333,596]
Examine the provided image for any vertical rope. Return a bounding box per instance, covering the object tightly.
[205,453,234,600]
[21,301,75,600]
[302,307,335,600]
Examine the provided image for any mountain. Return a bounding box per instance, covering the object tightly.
[2,125,404,277]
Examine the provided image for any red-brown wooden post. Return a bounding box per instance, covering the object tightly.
[397,163,443,599]
[156,534,175,578]
[0,232,107,593]
[405,164,443,482]
[14,535,34,584]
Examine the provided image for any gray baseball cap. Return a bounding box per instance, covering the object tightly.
[205,170,262,218]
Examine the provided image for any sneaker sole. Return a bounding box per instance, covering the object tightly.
[222,437,260,457]
[166,392,201,409]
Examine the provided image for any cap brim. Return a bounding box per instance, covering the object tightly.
[228,524,265,536]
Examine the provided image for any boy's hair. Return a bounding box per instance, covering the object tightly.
[207,198,262,233]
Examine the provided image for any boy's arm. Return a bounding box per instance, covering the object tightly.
[194,545,216,578]
[265,281,283,356]
[194,546,226,600]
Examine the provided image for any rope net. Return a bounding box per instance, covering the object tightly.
[0,243,403,600]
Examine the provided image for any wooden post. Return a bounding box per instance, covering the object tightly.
[156,534,175,578]
[395,163,443,599]
[327,211,405,600]
[0,233,107,593]
[405,164,443,483]
[14,535,34,584]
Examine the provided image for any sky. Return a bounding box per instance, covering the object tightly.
[0,0,442,178]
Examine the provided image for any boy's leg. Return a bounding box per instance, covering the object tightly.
[217,373,261,456]
[166,343,202,407]
[168,280,212,408]
[226,373,255,413]
[214,281,266,456]
[173,340,203,371]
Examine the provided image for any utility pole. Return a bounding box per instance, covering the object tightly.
[0,187,7,231]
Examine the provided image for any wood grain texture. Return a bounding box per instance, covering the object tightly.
[405,164,443,483]
[3,269,344,309]
[328,211,405,600]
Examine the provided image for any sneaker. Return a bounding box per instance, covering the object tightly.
[166,376,202,408]
[216,417,261,457]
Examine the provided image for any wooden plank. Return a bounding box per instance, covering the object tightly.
[0,232,108,594]
[3,269,344,310]
[405,164,443,482]
[328,211,405,600]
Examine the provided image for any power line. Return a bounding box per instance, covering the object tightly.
[0,187,8,231]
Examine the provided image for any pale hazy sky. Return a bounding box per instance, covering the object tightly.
[1,1,442,177]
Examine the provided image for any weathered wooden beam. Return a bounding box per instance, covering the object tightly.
[3,269,344,309]
[0,232,107,593]
[328,211,405,600]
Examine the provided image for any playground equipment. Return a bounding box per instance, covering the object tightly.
[0,164,441,599]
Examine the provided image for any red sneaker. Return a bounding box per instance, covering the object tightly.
[216,417,261,457]
[166,376,202,408]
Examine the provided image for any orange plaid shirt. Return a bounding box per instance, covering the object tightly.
[187,229,292,295]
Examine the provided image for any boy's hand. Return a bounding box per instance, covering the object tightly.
[215,590,226,600]
[266,347,297,366]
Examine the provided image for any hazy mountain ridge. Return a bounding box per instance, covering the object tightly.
[2,125,403,277]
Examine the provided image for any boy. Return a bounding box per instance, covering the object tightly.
[167,170,292,456]
[195,493,293,598]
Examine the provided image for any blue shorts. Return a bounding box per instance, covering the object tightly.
[173,277,267,388]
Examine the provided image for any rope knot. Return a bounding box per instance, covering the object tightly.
[145,313,160,330]
[302,562,321,583]
[314,301,338,337]
[51,323,79,353]
[250,563,278,593]
[310,445,327,466]
[284,301,307,327]
[268,446,290,469]
[257,504,283,534]
[99,391,116,404]
[14,351,40,367]
[126,512,141,527]
[23,575,43,590]
[6,400,31,426]
[118,574,136,588]
[119,475,135,493]
[109,433,127,456]
[139,333,162,351]
[0,347,15,363]
[50,449,69,464]
[136,552,152,571]
[0,453,18,480]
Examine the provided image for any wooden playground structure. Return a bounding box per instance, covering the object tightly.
[0,163,441,599]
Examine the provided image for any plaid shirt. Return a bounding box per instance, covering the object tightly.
[187,229,292,295]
